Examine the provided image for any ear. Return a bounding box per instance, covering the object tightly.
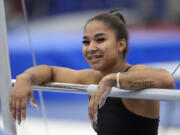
[118,39,126,53]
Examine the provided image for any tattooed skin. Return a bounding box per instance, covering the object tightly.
[111,80,117,87]
[127,80,155,90]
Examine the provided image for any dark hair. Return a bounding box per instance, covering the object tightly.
[85,9,129,58]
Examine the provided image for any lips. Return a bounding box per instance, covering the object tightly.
[88,55,103,64]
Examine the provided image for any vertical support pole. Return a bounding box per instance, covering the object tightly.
[0,0,17,134]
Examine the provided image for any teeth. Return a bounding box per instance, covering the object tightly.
[90,56,96,59]
[89,56,101,59]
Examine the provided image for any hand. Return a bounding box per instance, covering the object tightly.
[88,74,115,123]
[9,76,38,125]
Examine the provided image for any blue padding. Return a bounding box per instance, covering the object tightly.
[127,43,180,64]
[48,0,137,15]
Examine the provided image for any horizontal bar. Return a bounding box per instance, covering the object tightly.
[12,79,180,101]
[11,79,88,94]
[87,85,180,101]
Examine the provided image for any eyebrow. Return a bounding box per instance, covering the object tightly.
[94,33,106,38]
[83,33,106,39]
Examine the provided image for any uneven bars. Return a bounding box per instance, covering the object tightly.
[11,79,180,101]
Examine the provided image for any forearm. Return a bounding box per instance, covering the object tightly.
[16,65,53,85]
[121,69,175,90]
[108,69,175,90]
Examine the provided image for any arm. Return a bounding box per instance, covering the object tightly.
[10,65,53,125]
[15,65,86,85]
[10,65,101,124]
[88,65,175,122]
[117,65,175,90]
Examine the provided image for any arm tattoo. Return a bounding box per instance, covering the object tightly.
[127,80,155,90]
[111,80,117,87]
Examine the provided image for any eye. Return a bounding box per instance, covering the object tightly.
[96,38,105,43]
[82,40,90,46]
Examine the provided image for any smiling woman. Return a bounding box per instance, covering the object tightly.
[10,9,175,135]
[82,20,123,72]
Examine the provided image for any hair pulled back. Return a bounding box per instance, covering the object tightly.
[85,9,129,58]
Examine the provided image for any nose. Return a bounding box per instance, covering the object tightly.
[87,41,98,53]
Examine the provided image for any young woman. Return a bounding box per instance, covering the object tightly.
[10,9,175,135]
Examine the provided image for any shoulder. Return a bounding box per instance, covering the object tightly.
[129,64,169,73]
[128,64,152,71]
[128,64,168,75]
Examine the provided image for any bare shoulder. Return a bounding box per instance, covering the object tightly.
[129,64,170,75]
[128,64,152,71]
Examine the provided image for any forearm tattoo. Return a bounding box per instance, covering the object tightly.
[111,80,117,87]
[127,80,155,90]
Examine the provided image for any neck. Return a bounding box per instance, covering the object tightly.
[101,59,130,76]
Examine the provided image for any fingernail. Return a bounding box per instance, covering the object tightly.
[89,117,93,125]
[32,104,39,110]
[90,119,93,125]
[99,100,105,109]
[95,113,98,123]
[95,117,97,123]
[92,116,96,123]
[99,104,102,109]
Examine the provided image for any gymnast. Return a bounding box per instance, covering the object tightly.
[10,9,175,135]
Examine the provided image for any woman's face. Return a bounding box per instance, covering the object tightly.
[82,20,123,72]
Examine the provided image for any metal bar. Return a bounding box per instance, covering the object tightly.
[0,0,17,134]
[87,85,180,101]
[12,79,180,101]
[12,79,88,94]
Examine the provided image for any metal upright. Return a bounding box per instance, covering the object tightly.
[0,0,17,134]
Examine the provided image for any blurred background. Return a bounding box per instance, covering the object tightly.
[0,0,180,134]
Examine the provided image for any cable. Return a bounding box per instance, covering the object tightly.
[20,1,50,135]
[162,63,180,135]
[172,64,180,76]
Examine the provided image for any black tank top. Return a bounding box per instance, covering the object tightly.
[92,66,159,135]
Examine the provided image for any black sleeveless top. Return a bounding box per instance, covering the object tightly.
[92,66,159,135]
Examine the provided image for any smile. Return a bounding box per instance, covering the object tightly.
[88,55,102,59]
[88,55,103,63]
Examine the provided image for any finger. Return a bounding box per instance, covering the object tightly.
[88,103,93,123]
[88,93,96,122]
[11,97,16,121]
[91,90,100,122]
[29,92,39,110]
[98,91,110,108]
[93,87,105,111]
[9,95,13,112]
[16,100,21,125]
[21,98,27,121]
[88,96,94,121]
[92,92,99,120]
